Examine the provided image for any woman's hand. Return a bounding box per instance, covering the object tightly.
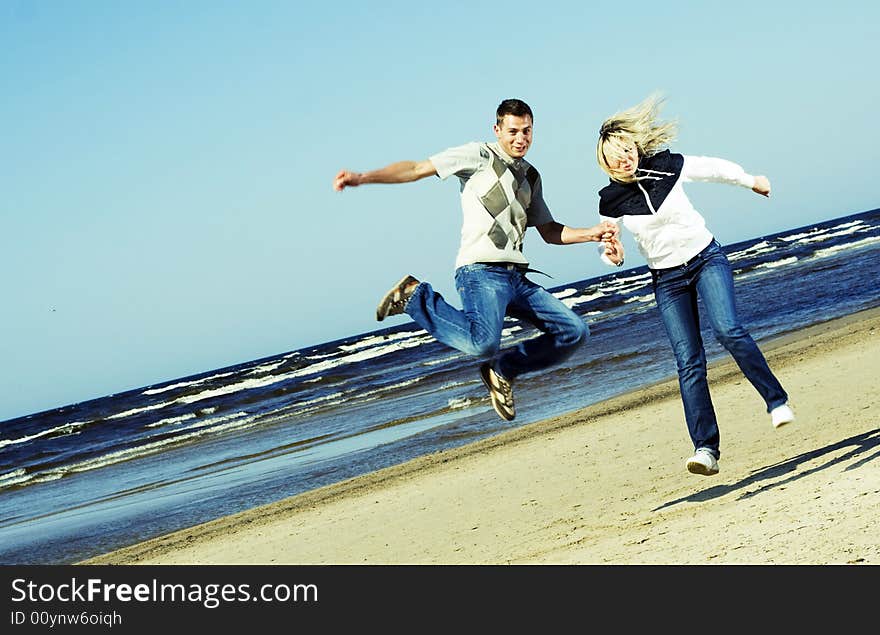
[603,236,625,266]
[752,175,771,198]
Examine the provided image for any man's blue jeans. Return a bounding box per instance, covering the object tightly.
[651,240,788,458]
[404,263,589,380]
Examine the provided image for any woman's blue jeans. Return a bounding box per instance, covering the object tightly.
[651,240,788,458]
[404,263,589,380]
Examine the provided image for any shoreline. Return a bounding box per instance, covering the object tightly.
[82,306,880,565]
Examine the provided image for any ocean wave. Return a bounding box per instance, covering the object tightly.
[448,397,476,410]
[173,411,251,434]
[303,351,339,360]
[142,370,237,396]
[598,271,652,289]
[813,235,880,258]
[624,294,655,304]
[0,413,261,492]
[422,352,466,367]
[246,360,286,375]
[145,413,198,429]
[796,225,867,244]
[107,402,178,420]
[0,468,27,488]
[337,329,424,354]
[0,421,88,450]
[281,376,429,420]
[114,334,440,420]
[560,291,605,308]
[290,334,435,378]
[754,256,798,269]
[553,288,578,299]
[727,240,776,261]
[779,220,863,243]
[502,325,523,337]
[348,377,423,402]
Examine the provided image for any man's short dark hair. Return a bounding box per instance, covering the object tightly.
[496,99,533,125]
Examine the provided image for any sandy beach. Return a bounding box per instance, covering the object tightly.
[82,307,880,565]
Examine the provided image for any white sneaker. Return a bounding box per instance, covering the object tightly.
[770,404,795,429]
[686,448,719,476]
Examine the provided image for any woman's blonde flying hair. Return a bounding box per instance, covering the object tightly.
[597,92,678,183]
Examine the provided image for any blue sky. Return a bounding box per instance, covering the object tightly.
[2,1,877,421]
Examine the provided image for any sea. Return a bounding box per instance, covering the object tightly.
[2,208,879,565]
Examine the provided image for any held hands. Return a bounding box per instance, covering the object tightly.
[333,170,362,191]
[593,220,619,242]
[752,175,771,198]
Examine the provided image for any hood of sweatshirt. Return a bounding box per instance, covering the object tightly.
[598,150,685,217]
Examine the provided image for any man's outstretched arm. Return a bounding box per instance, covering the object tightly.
[536,220,619,245]
[333,160,438,191]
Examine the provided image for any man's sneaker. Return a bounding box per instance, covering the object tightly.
[480,363,515,421]
[770,404,795,429]
[686,448,719,476]
[376,275,420,321]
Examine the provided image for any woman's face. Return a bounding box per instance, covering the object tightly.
[605,141,639,178]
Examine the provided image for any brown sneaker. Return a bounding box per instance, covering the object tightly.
[480,362,515,421]
[376,275,420,321]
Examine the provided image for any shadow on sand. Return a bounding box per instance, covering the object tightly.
[653,426,880,511]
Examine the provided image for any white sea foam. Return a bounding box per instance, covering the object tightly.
[0,413,261,490]
[438,380,469,391]
[796,225,866,244]
[337,330,424,353]
[143,370,237,396]
[174,411,251,433]
[0,468,28,488]
[624,294,655,304]
[448,397,475,410]
[62,414,261,476]
[107,401,175,420]
[608,271,652,285]
[304,351,340,360]
[296,390,347,408]
[0,421,87,450]
[109,333,438,420]
[560,291,605,308]
[284,376,429,418]
[813,235,880,258]
[552,288,578,299]
[598,272,652,292]
[754,256,798,269]
[246,360,286,375]
[145,413,198,428]
[284,334,435,380]
[780,220,864,243]
[422,352,466,367]
[353,377,423,402]
[727,241,776,261]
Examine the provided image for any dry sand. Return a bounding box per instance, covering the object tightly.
[82,307,880,565]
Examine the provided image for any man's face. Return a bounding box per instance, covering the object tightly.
[493,114,533,159]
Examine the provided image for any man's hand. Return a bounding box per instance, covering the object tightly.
[592,220,620,242]
[333,170,361,191]
[752,175,771,198]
